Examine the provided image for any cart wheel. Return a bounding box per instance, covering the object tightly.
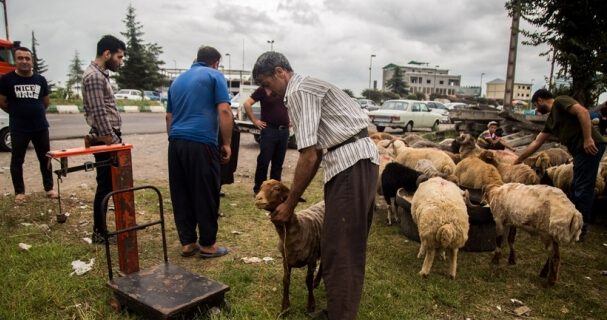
[110,297,122,313]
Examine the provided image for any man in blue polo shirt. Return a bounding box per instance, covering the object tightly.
[166,46,233,258]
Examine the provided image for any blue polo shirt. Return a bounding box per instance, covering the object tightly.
[167,62,230,146]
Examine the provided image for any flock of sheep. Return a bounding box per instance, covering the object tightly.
[252,130,607,314]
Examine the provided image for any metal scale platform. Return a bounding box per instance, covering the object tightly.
[48,144,229,319]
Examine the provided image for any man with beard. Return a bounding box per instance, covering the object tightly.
[81,35,126,244]
[0,47,56,204]
[514,89,606,240]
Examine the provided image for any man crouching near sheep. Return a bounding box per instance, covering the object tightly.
[514,89,606,241]
[252,51,379,320]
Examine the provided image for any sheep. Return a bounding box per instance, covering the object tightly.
[454,150,504,189]
[381,162,427,225]
[494,161,540,185]
[543,163,605,196]
[394,147,456,176]
[524,148,571,175]
[370,132,396,144]
[456,133,517,163]
[411,177,470,279]
[254,179,324,314]
[415,159,459,184]
[483,183,583,286]
[401,133,424,146]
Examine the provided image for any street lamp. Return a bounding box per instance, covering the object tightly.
[368,54,376,89]
[267,40,275,51]
[226,53,231,93]
[480,72,485,98]
[433,65,439,96]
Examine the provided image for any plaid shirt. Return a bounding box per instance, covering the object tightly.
[82,62,122,143]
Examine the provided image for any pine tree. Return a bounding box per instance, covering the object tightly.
[114,5,167,90]
[386,66,409,97]
[65,51,84,99]
[31,31,49,75]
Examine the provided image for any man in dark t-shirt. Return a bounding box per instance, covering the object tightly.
[0,47,56,204]
[243,86,290,194]
[514,89,606,240]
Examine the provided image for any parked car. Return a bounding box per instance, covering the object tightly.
[0,109,10,151]
[424,101,450,123]
[355,98,379,111]
[368,100,442,132]
[114,89,143,100]
[143,90,161,101]
[444,102,468,110]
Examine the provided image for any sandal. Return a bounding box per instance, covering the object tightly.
[200,246,229,259]
[46,190,58,199]
[180,244,200,257]
[15,194,26,205]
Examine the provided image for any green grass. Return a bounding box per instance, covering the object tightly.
[1,177,607,319]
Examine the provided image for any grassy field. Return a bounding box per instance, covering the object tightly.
[1,174,607,320]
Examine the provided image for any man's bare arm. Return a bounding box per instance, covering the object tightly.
[568,103,598,155]
[514,132,550,164]
[0,94,8,112]
[243,97,265,129]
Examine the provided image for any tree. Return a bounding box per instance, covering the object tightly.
[65,51,84,99]
[31,31,48,75]
[361,89,399,104]
[115,5,167,91]
[385,66,409,97]
[508,0,607,106]
[342,88,354,97]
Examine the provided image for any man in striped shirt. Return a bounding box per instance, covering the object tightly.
[253,51,379,319]
[81,35,125,244]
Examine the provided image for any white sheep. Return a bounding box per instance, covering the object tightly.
[544,163,605,196]
[483,183,583,286]
[254,179,324,313]
[411,177,470,279]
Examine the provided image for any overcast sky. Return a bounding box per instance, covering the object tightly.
[6,0,559,98]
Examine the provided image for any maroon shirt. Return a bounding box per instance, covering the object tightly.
[250,86,289,126]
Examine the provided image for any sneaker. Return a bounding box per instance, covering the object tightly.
[92,232,117,245]
[15,193,26,205]
[46,190,59,199]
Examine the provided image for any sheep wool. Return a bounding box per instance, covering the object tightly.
[395,147,456,176]
[411,177,469,279]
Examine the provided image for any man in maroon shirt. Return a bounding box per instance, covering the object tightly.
[243,86,290,194]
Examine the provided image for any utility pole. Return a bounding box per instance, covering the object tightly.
[480,72,485,98]
[503,0,520,112]
[1,0,9,39]
[226,53,231,94]
[368,54,376,89]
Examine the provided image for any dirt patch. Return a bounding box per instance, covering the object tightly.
[0,133,300,196]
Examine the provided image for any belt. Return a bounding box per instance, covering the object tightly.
[327,128,368,152]
[266,123,289,130]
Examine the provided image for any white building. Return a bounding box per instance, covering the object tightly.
[382,63,461,97]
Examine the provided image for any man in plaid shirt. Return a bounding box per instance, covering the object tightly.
[81,35,125,244]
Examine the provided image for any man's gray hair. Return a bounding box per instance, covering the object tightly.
[252,51,293,84]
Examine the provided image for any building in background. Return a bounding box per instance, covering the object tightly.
[455,86,481,98]
[382,63,461,97]
[486,78,532,101]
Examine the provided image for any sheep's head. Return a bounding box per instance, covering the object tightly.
[533,152,552,176]
[478,150,499,167]
[481,183,501,205]
[255,180,290,212]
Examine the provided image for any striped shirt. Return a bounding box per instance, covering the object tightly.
[82,62,122,143]
[285,73,379,182]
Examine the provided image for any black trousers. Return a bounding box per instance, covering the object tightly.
[253,126,289,192]
[572,143,606,227]
[323,159,378,320]
[168,139,220,247]
[93,151,113,234]
[10,129,53,194]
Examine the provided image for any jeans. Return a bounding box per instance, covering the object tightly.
[10,129,53,194]
[253,126,289,192]
[571,143,606,227]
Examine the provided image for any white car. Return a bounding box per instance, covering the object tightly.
[444,102,468,110]
[424,101,450,123]
[114,89,143,100]
[0,109,10,151]
[369,100,442,132]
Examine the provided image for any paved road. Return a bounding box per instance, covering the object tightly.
[47,113,167,140]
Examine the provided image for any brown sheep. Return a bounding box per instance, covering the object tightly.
[483,183,583,286]
[254,180,324,314]
[543,163,605,196]
[370,132,396,144]
[454,150,504,189]
[524,148,572,175]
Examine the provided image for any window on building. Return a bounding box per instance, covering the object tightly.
[439,80,444,85]
[427,79,431,84]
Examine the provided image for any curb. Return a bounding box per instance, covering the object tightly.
[51,105,166,114]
